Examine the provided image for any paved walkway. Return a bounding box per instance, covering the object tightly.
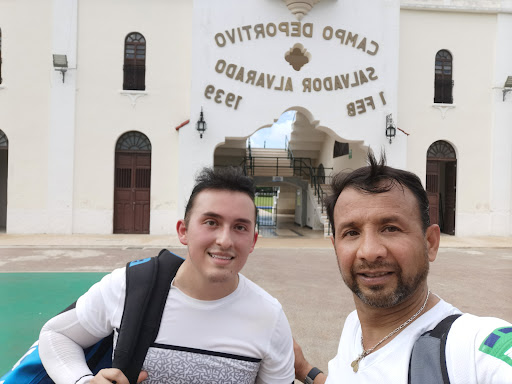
[1,230,511,379]
[0,232,511,248]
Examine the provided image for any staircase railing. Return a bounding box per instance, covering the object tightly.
[240,156,292,176]
[287,149,332,213]
[242,145,333,215]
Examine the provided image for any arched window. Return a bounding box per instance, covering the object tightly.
[0,129,7,149]
[123,32,146,91]
[116,131,151,151]
[427,140,456,160]
[0,28,3,84]
[434,50,453,104]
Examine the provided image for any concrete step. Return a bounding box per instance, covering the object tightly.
[248,149,289,158]
[252,168,294,177]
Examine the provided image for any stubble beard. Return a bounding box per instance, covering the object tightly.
[340,252,430,308]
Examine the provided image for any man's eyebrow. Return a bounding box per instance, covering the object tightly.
[201,212,253,224]
[336,220,358,230]
[377,215,406,224]
[337,215,406,228]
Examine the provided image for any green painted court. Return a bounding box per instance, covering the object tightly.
[0,273,107,375]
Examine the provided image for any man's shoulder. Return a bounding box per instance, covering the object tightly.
[447,313,512,380]
[239,274,282,310]
[452,313,511,339]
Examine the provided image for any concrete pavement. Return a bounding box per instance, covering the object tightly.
[0,232,512,248]
[0,232,511,379]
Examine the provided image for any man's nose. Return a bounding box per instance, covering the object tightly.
[216,226,234,248]
[356,232,386,262]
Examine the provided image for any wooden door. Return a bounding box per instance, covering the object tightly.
[426,160,440,226]
[444,161,457,235]
[114,152,151,234]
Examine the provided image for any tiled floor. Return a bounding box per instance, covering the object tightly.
[257,214,325,238]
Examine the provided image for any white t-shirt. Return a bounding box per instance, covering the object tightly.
[76,268,295,384]
[325,298,512,383]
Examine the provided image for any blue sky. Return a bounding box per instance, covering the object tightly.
[249,110,295,149]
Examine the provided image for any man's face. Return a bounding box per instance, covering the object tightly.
[331,184,439,308]
[177,189,258,287]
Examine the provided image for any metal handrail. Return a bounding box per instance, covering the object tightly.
[242,148,333,213]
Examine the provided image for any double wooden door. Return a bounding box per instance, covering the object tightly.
[426,160,456,235]
[114,152,151,234]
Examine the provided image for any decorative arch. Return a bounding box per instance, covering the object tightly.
[426,140,457,235]
[427,140,456,160]
[114,131,151,234]
[0,129,7,148]
[123,32,146,91]
[116,130,151,151]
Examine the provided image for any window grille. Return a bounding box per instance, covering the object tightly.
[116,131,151,151]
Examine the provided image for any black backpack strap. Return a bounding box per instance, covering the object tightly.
[408,314,462,384]
[434,314,462,384]
[113,249,185,384]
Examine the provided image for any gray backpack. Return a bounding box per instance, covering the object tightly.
[408,314,462,384]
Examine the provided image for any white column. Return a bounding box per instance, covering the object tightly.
[47,0,78,232]
[490,13,512,235]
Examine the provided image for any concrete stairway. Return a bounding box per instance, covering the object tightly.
[247,148,294,176]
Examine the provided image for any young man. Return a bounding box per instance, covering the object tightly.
[294,153,512,384]
[39,167,295,384]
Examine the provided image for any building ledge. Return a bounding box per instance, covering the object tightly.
[119,90,148,107]
[432,103,456,119]
[401,1,512,14]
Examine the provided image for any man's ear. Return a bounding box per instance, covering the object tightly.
[248,230,258,253]
[425,224,441,262]
[176,219,188,246]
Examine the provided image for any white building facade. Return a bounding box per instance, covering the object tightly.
[0,0,510,236]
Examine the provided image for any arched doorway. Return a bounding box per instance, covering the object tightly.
[0,129,8,232]
[426,141,457,235]
[114,131,151,234]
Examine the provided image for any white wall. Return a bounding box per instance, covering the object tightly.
[399,9,497,235]
[73,0,193,234]
[0,0,53,233]
[181,0,403,217]
[489,13,512,235]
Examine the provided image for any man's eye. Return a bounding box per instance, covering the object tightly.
[204,220,217,226]
[235,225,248,231]
[342,230,359,238]
[384,226,400,232]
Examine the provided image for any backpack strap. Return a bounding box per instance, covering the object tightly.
[113,249,185,384]
[408,314,461,384]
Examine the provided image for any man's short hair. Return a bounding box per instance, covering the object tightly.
[184,166,257,224]
[324,151,430,237]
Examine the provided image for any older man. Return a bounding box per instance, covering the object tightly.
[295,153,512,384]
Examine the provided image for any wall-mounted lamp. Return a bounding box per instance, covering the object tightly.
[53,54,68,83]
[196,107,207,138]
[503,76,512,101]
[385,114,396,144]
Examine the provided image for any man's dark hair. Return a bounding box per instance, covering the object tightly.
[184,166,257,224]
[324,151,430,237]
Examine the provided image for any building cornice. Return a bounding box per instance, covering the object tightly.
[401,1,512,14]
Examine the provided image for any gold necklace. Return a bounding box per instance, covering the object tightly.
[351,290,431,373]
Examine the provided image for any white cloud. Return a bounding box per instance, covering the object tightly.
[250,111,295,149]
